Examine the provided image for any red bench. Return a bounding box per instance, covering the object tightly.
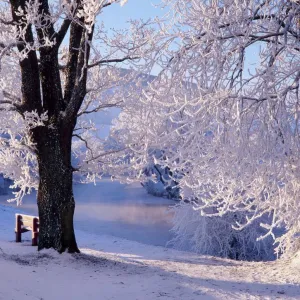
[15,214,39,246]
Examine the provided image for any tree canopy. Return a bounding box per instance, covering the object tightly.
[113,0,300,256]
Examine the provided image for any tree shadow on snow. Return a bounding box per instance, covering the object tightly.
[4,243,299,300]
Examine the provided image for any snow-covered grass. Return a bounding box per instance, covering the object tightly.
[1,204,300,300]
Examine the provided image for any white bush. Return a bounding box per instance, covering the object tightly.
[168,202,279,261]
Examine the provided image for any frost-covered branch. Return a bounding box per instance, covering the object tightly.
[0,0,161,206]
[113,0,300,257]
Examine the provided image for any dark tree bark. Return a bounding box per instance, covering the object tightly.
[7,0,134,253]
[33,126,79,253]
[8,0,94,252]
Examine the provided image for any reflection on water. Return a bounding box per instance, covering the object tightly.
[76,203,173,225]
[75,202,174,246]
[0,180,175,246]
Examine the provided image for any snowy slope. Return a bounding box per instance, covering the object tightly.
[1,204,300,300]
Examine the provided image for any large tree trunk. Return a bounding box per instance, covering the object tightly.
[9,0,94,254]
[34,126,79,253]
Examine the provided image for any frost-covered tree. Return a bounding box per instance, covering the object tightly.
[113,0,300,257]
[0,0,158,252]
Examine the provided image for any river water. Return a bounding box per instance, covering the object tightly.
[0,179,175,246]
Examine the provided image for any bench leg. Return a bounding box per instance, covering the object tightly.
[16,231,21,243]
[32,217,38,246]
[32,232,38,246]
[15,214,22,243]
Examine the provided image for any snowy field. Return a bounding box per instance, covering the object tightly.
[0,182,300,299]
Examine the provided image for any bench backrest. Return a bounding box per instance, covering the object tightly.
[16,214,39,228]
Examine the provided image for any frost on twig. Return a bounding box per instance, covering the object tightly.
[113,0,300,257]
[0,0,160,205]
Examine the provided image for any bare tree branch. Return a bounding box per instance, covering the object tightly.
[77,101,122,116]
[88,56,139,68]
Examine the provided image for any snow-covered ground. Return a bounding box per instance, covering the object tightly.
[1,205,300,299]
[1,181,300,299]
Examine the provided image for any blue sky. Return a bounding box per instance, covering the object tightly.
[100,0,166,30]
[89,1,167,136]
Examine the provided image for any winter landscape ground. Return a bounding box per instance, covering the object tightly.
[1,180,300,300]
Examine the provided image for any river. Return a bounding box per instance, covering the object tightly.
[0,179,175,247]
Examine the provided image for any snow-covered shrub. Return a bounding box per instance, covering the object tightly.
[168,202,278,261]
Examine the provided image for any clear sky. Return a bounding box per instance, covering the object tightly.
[90,1,167,135]
[100,0,166,30]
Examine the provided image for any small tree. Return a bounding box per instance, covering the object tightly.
[113,0,300,257]
[0,0,157,252]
